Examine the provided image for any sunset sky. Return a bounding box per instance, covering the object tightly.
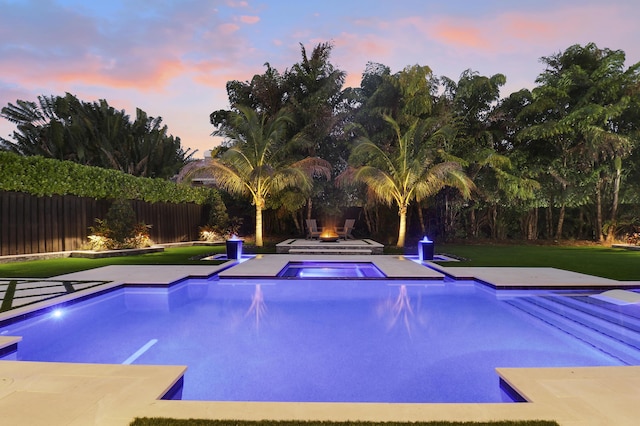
[1,0,639,158]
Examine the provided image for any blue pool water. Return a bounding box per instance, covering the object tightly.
[278,261,385,278]
[1,278,637,403]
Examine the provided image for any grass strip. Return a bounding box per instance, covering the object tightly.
[0,246,226,278]
[0,279,17,311]
[130,420,559,426]
[436,243,640,281]
[1,242,639,281]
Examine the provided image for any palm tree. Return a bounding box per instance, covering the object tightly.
[204,105,330,246]
[345,115,474,247]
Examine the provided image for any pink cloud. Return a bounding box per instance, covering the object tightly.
[424,5,635,57]
[503,14,557,42]
[219,23,240,35]
[429,21,491,50]
[345,4,637,60]
[226,0,249,7]
[0,0,262,93]
[240,15,260,24]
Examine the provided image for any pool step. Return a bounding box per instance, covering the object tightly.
[506,296,640,365]
[540,295,640,333]
[529,295,640,343]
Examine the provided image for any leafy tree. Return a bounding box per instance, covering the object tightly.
[344,115,474,247]
[343,63,440,237]
[210,43,345,233]
[518,43,639,240]
[201,106,330,246]
[438,70,539,239]
[1,93,193,178]
[283,42,347,222]
[491,89,547,239]
[0,94,91,163]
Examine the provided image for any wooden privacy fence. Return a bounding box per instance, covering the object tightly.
[0,191,206,256]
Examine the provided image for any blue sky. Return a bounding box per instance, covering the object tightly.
[1,0,639,158]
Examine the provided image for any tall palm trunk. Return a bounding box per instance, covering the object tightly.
[397,205,407,248]
[255,205,263,247]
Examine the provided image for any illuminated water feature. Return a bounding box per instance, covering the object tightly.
[3,271,640,404]
[278,261,385,278]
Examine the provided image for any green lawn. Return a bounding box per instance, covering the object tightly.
[436,243,640,281]
[0,246,226,278]
[1,242,639,281]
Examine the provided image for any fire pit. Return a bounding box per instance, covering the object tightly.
[319,230,339,242]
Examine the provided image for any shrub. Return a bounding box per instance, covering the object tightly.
[86,200,155,250]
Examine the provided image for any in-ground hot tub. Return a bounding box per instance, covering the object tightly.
[277,261,386,278]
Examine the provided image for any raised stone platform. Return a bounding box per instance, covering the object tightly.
[276,238,384,255]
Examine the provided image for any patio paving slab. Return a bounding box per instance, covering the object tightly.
[0,360,638,425]
[54,264,229,284]
[430,265,637,289]
[218,254,444,279]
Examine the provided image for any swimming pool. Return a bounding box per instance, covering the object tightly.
[2,277,638,403]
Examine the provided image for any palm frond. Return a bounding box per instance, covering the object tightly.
[205,160,252,197]
[353,166,400,206]
[291,156,332,181]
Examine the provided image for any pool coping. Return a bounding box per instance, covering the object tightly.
[0,256,639,425]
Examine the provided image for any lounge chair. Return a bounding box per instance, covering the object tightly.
[336,219,355,240]
[306,219,321,239]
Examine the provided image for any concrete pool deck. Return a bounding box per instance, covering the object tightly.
[1,255,639,425]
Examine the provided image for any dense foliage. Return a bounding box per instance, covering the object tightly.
[209,42,346,234]
[0,93,193,179]
[87,199,153,250]
[208,42,640,245]
[0,151,218,204]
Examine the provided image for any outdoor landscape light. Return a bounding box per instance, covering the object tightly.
[418,236,434,261]
[226,234,243,259]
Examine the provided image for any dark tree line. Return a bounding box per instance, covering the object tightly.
[207,42,640,246]
[1,93,193,179]
[3,41,639,246]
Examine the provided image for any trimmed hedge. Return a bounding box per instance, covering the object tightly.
[0,151,214,204]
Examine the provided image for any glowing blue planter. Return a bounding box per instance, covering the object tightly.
[418,236,434,261]
[225,235,243,260]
